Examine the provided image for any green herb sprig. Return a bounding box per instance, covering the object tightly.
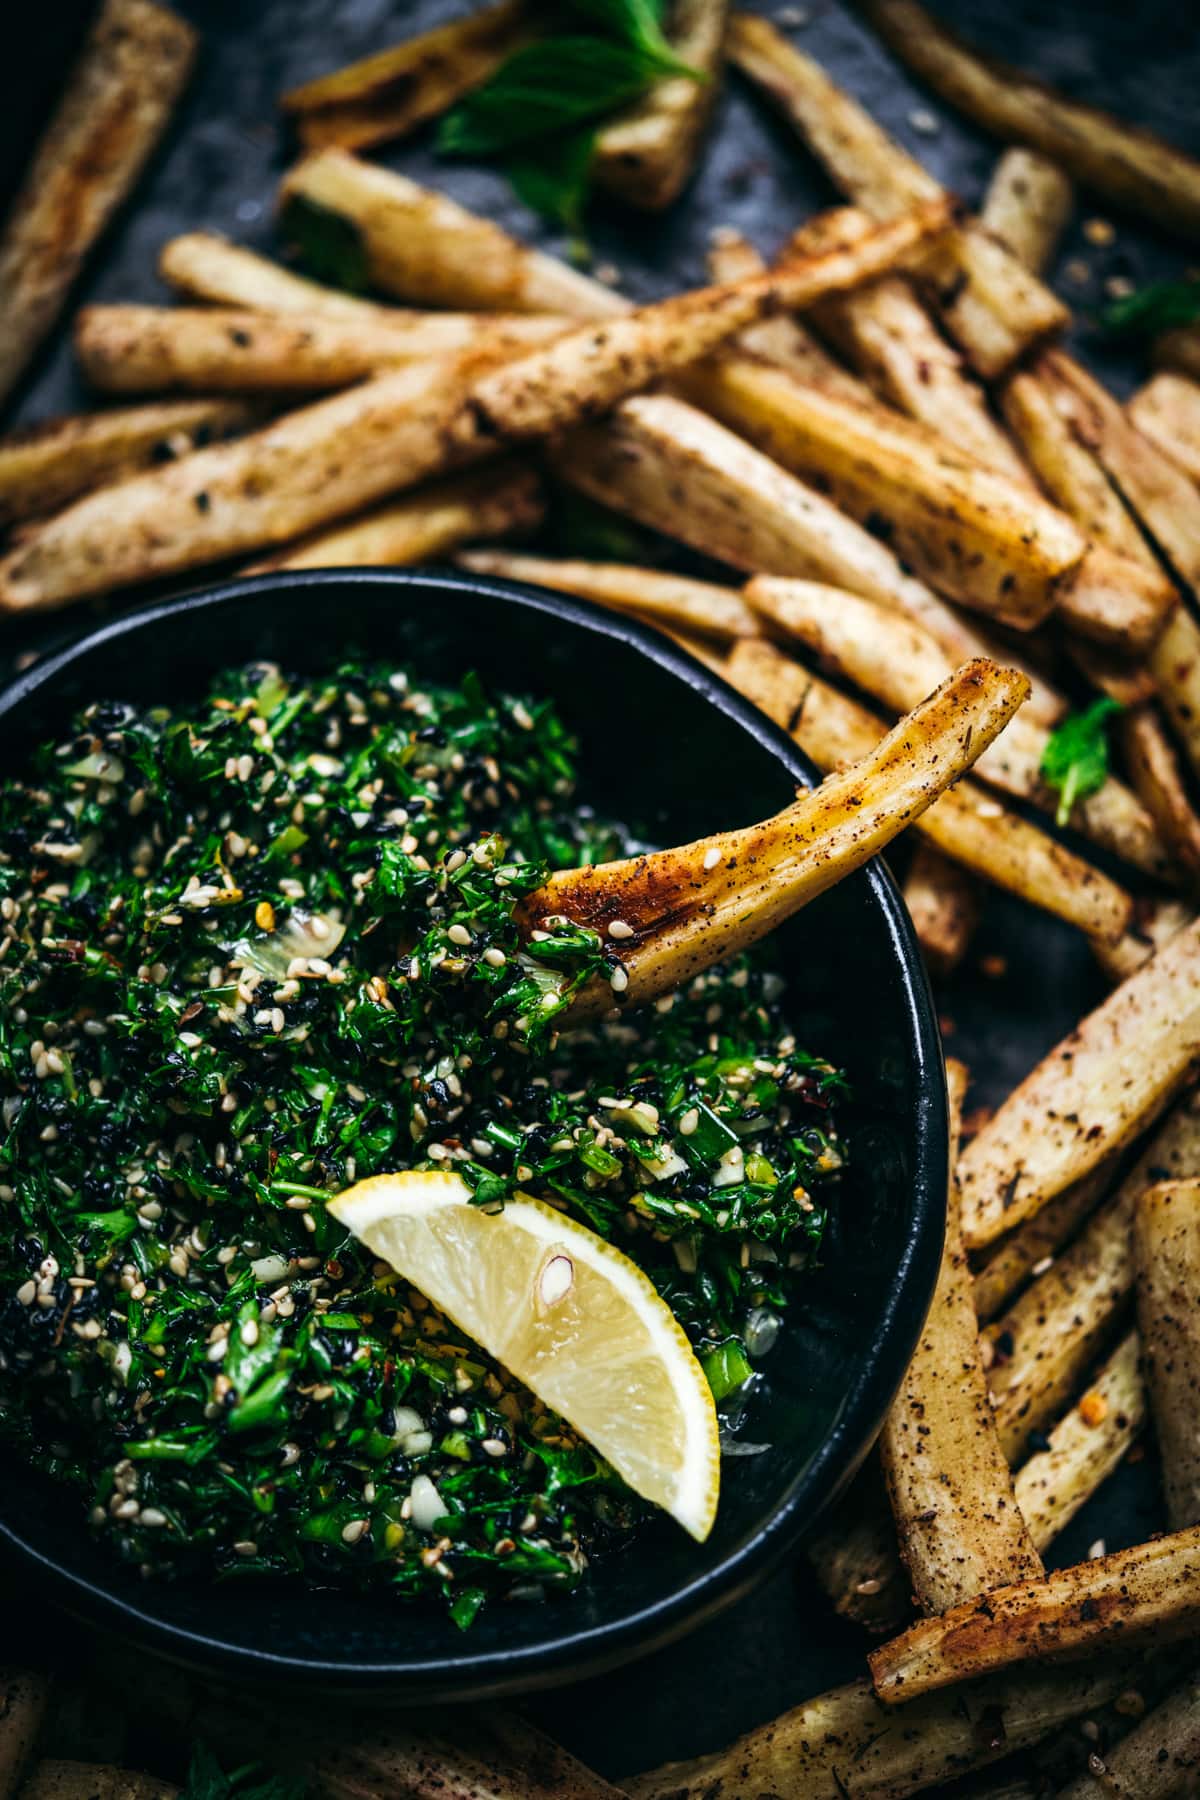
[438,0,702,245]
[1039,696,1124,826]
[1099,277,1200,341]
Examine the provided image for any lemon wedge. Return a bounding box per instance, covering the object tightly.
[328,1169,720,1541]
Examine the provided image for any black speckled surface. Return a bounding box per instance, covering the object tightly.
[2,0,1197,1780]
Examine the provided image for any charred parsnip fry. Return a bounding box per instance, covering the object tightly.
[1092,896,1196,986]
[903,843,980,980]
[724,637,1131,942]
[558,394,1066,722]
[18,1765,177,1800]
[746,577,1173,881]
[158,233,404,320]
[857,0,1200,240]
[726,11,1069,377]
[973,1165,1113,1324]
[280,150,629,318]
[1155,325,1200,385]
[0,216,943,612]
[280,0,535,151]
[685,355,1087,629]
[868,1526,1200,1705]
[525,659,1028,1018]
[75,304,570,394]
[786,209,1032,483]
[628,1661,1139,1800]
[0,0,197,407]
[0,1672,50,1800]
[983,1141,1154,1465]
[594,0,729,210]
[1134,1178,1200,1528]
[706,229,874,401]
[806,1460,911,1635]
[1054,1667,1200,1800]
[980,149,1074,276]
[1129,372,1200,486]
[248,464,544,573]
[1013,1333,1146,1556]
[0,400,258,529]
[457,550,756,642]
[958,923,1200,1248]
[1122,705,1200,885]
[881,1061,1043,1611]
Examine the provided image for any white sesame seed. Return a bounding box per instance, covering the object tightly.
[703,847,722,871]
[139,1508,168,1529]
[609,965,629,993]
[607,919,634,940]
[16,1280,36,1306]
[678,1107,700,1136]
[232,1541,258,1556]
[240,1319,259,1347]
[341,1518,370,1544]
[447,924,472,946]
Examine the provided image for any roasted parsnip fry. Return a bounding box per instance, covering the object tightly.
[1054,1667,1200,1800]
[958,922,1200,1248]
[629,1661,1139,1800]
[0,219,942,612]
[1129,372,1200,486]
[248,464,544,573]
[685,354,1086,629]
[280,0,535,151]
[1055,544,1178,654]
[1155,325,1200,385]
[0,0,197,408]
[973,1165,1113,1324]
[19,1764,177,1800]
[594,0,729,210]
[903,843,980,980]
[0,1671,50,1800]
[746,577,1173,880]
[1122,705,1200,885]
[280,150,628,318]
[806,1460,911,1635]
[457,550,756,642]
[726,11,1068,377]
[786,209,1032,483]
[158,233,402,320]
[881,1061,1043,1612]
[857,0,1200,240]
[559,395,1065,714]
[1092,896,1196,986]
[725,637,1132,942]
[75,304,569,394]
[1013,1333,1145,1556]
[706,229,874,401]
[868,1527,1200,1705]
[980,149,1074,276]
[1134,1178,1200,1529]
[524,659,1027,1017]
[0,399,258,529]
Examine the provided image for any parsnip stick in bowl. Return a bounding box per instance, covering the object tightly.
[1121,705,1200,886]
[958,935,1200,1249]
[593,0,730,211]
[559,394,1066,723]
[0,1669,51,1800]
[0,0,197,408]
[868,1527,1200,1705]
[1129,372,1200,485]
[1092,897,1196,986]
[1134,1178,1200,1529]
[880,1061,1043,1612]
[706,227,875,401]
[1155,325,1200,384]
[158,233,408,320]
[980,149,1074,276]
[524,658,1028,1019]
[1053,1667,1200,1800]
[973,1165,1113,1324]
[724,637,1131,943]
[457,550,756,643]
[902,844,980,980]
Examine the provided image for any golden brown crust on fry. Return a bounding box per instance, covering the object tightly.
[1134,1178,1200,1529]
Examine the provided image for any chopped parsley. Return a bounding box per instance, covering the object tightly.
[0,659,844,1623]
[1039,695,1123,826]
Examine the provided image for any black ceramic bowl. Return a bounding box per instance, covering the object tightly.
[0,568,946,1698]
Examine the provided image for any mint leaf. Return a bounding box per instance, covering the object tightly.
[437,38,660,156]
[567,0,704,77]
[280,193,369,294]
[1100,277,1200,341]
[1039,696,1123,826]
[509,125,596,250]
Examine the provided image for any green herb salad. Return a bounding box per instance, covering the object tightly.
[0,658,845,1626]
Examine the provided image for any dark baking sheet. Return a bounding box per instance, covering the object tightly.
[2,0,1196,1780]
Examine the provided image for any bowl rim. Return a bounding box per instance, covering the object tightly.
[0,566,948,1693]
